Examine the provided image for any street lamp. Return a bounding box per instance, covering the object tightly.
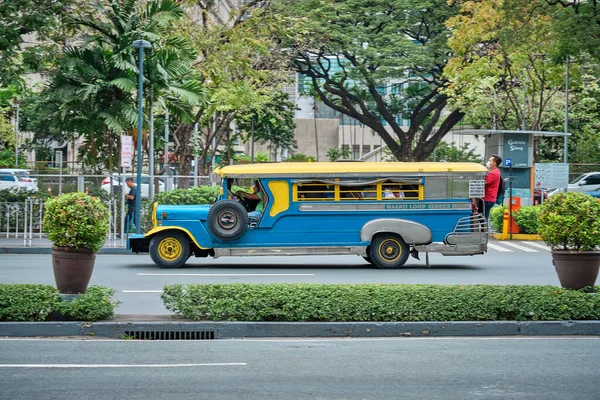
[12,100,19,167]
[132,39,151,235]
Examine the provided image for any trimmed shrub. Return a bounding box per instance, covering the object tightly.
[0,284,119,321]
[513,205,542,234]
[0,284,58,321]
[539,192,600,251]
[161,283,600,322]
[489,205,506,232]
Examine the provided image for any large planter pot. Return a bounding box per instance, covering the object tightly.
[51,247,96,294]
[552,250,600,290]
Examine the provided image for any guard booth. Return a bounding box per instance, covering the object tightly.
[454,129,571,206]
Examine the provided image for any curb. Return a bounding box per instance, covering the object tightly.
[1,320,600,339]
[493,233,543,241]
[0,247,130,255]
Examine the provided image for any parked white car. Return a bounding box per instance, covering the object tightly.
[567,171,600,193]
[101,175,165,198]
[0,169,39,193]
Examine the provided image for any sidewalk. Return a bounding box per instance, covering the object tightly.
[0,236,129,254]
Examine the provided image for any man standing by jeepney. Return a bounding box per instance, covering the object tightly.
[473,154,502,221]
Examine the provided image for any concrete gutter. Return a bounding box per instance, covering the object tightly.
[1,319,599,339]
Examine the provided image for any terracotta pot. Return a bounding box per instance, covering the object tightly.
[51,247,96,294]
[552,250,600,290]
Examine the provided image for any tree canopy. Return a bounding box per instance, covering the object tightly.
[275,0,464,161]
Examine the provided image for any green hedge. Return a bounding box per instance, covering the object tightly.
[161,283,600,322]
[0,285,119,321]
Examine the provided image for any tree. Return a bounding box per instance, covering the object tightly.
[171,2,295,177]
[275,0,465,161]
[0,0,85,87]
[29,0,204,172]
[235,91,297,161]
[444,0,576,162]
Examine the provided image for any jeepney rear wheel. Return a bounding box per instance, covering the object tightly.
[150,231,191,268]
[369,234,410,269]
[207,200,248,241]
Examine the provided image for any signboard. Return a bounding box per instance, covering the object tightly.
[534,163,569,189]
[469,180,485,198]
[502,133,530,168]
[120,135,133,168]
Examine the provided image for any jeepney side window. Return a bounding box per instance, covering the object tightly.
[295,181,335,201]
[450,176,471,199]
[423,176,448,199]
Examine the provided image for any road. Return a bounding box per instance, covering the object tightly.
[0,337,599,400]
[0,240,557,315]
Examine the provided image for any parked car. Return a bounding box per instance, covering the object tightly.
[567,171,600,193]
[101,175,165,198]
[0,169,39,193]
[585,190,600,199]
[533,189,549,205]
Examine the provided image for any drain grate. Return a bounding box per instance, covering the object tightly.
[124,330,216,340]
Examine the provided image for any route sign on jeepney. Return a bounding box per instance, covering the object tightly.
[469,180,485,198]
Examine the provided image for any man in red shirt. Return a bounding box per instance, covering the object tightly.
[475,154,502,221]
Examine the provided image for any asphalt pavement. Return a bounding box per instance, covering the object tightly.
[0,234,599,339]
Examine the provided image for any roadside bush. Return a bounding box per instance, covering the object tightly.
[162,283,600,322]
[0,284,119,321]
[0,284,58,321]
[142,185,221,230]
[513,206,542,234]
[489,205,506,232]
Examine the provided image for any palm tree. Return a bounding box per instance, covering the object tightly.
[33,0,205,171]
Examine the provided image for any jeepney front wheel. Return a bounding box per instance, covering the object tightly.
[369,234,410,269]
[150,231,191,268]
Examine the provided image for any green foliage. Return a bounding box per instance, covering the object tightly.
[539,192,600,251]
[0,284,59,321]
[427,141,483,163]
[43,192,109,252]
[489,205,507,233]
[327,147,352,162]
[235,91,298,158]
[514,206,542,234]
[56,286,120,320]
[254,152,270,163]
[0,284,118,321]
[143,185,220,230]
[285,153,314,162]
[277,0,464,161]
[162,283,600,322]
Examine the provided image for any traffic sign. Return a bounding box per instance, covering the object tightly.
[504,158,512,167]
[121,135,133,168]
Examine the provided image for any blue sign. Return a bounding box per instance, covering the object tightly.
[505,158,512,167]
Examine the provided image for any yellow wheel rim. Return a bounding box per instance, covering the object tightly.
[157,237,183,261]
[377,238,402,263]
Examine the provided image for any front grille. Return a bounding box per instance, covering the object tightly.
[124,330,216,340]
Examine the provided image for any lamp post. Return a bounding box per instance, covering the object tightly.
[132,39,151,235]
[12,100,19,167]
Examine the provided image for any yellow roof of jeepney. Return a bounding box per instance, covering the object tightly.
[214,162,487,177]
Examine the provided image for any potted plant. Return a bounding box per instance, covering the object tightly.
[43,192,109,294]
[538,192,600,290]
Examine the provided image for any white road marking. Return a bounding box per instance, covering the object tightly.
[501,242,539,252]
[137,273,315,277]
[0,363,247,368]
[520,241,551,251]
[487,243,512,252]
[122,290,162,293]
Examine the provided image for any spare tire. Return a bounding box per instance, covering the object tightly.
[207,200,248,241]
